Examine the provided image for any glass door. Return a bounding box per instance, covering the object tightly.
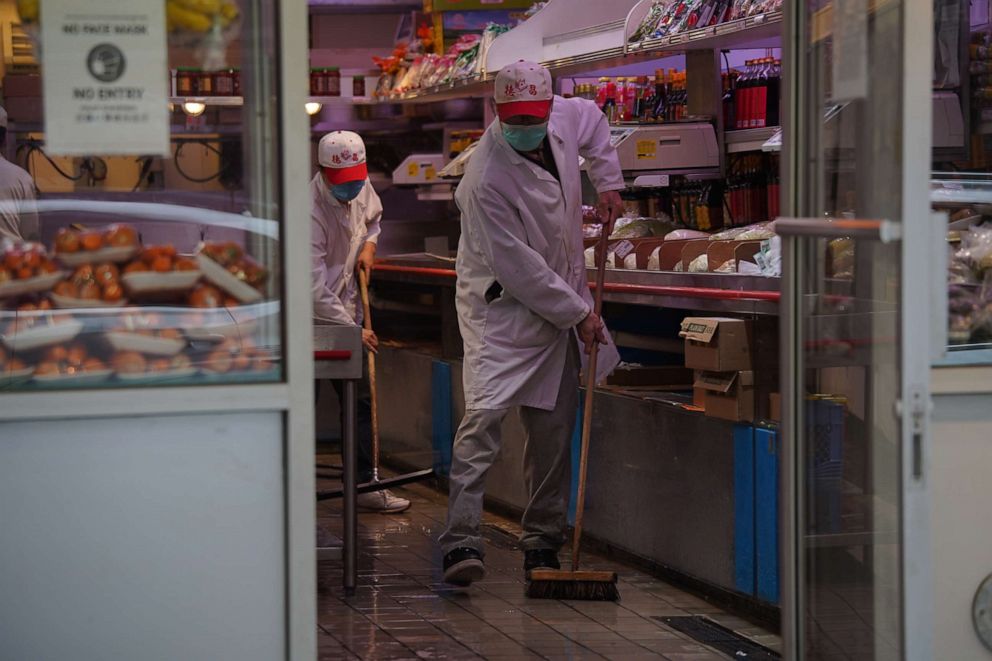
[780,0,934,659]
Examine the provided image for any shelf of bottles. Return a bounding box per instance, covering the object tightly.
[574,69,691,124]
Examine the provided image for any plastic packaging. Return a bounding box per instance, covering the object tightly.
[664,229,709,240]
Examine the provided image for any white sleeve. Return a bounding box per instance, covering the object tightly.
[468,185,590,330]
[311,215,357,326]
[363,183,382,245]
[570,98,625,193]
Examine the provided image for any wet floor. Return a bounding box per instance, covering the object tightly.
[316,463,780,660]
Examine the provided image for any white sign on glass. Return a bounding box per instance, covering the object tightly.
[40,0,169,156]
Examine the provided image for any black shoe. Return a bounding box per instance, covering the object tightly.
[524,548,561,572]
[443,547,485,586]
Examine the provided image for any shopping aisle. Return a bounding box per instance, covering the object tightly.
[316,463,780,660]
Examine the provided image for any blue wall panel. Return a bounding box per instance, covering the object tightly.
[733,424,756,596]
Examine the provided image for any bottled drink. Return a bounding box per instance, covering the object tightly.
[595,77,611,108]
[766,59,781,127]
[652,69,668,122]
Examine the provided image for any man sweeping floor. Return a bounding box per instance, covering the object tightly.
[439,60,624,587]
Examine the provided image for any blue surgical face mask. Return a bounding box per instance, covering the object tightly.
[501,121,548,152]
[331,179,365,202]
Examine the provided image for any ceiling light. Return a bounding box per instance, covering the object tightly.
[305,101,323,116]
[182,101,206,117]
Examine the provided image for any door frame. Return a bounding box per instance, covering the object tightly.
[779,0,935,657]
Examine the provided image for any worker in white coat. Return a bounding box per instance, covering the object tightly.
[440,61,624,586]
[0,106,38,241]
[311,130,410,513]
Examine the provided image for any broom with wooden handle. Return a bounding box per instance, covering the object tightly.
[526,229,619,601]
[358,268,381,484]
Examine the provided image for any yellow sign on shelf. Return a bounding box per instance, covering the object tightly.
[636,139,657,160]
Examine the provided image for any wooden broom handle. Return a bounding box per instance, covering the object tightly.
[358,269,380,477]
[571,229,609,572]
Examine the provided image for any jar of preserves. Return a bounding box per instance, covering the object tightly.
[176,67,196,96]
[310,68,321,95]
[197,69,213,96]
[326,67,341,97]
[213,69,235,96]
[232,69,241,96]
[353,74,365,98]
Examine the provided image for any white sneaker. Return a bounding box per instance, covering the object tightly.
[357,489,411,513]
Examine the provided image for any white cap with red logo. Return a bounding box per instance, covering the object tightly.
[494,60,553,121]
[318,130,368,185]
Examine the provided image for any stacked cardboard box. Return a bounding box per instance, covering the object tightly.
[680,316,779,422]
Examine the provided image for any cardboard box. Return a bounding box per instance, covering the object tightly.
[692,370,706,407]
[769,392,781,422]
[696,370,755,422]
[680,317,753,372]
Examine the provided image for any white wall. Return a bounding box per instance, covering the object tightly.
[931,393,992,659]
[0,411,286,661]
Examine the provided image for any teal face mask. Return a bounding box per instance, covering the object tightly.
[331,179,365,202]
[501,121,548,152]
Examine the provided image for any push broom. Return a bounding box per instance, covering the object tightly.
[526,229,619,602]
[315,269,433,501]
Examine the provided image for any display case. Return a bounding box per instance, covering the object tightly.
[1,205,280,391]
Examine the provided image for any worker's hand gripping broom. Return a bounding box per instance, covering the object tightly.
[526,230,619,601]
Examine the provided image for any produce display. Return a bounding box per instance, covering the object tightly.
[0,241,64,299]
[373,23,510,98]
[628,0,782,45]
[0,228,278,391]
[946,225,992,345]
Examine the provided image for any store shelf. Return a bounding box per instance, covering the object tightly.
[169,96,375,107]
[371,74,493,105]
[626,11,783,56]
[726,127,780,154]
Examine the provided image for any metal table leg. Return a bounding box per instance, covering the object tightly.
[343,379,358,596]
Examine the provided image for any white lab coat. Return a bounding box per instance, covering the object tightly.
[455,95,624,411]
[310,173,382,325]
[0,155,37,241]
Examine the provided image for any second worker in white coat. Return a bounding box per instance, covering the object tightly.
[440,61,624,586]
[311,130,410,513]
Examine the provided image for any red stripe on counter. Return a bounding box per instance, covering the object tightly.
[373,264,458,278]
[592,282,781,302]
[314,350,353,361]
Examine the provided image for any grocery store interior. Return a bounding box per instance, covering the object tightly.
[2,0,992,659]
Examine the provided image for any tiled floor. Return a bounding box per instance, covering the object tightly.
[316,466,780,660]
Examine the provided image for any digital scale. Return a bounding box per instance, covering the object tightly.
[608,122,720,172]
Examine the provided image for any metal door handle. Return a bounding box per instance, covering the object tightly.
[775,217,902,242]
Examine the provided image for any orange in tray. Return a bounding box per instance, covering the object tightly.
[1,242,60,282]
[53,262,128,304]
[54,224,139,255]
[199,241,269,291]
[188,284,225,308]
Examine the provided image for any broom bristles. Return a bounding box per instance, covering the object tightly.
[525,569,620,601]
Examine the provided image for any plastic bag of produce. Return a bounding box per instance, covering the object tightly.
[708,226,748,241]
[736,224,776,241]
[647,246,662,271]
[583,224,603,239]
[948,284,978,344]
[610,216,673,239]
[623,253,637,270]
[714,259,737,273]
[688,254,709,272]
[584,247,596,268]
[664,229,709,240]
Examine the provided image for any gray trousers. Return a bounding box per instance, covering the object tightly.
[440,341,579,556]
